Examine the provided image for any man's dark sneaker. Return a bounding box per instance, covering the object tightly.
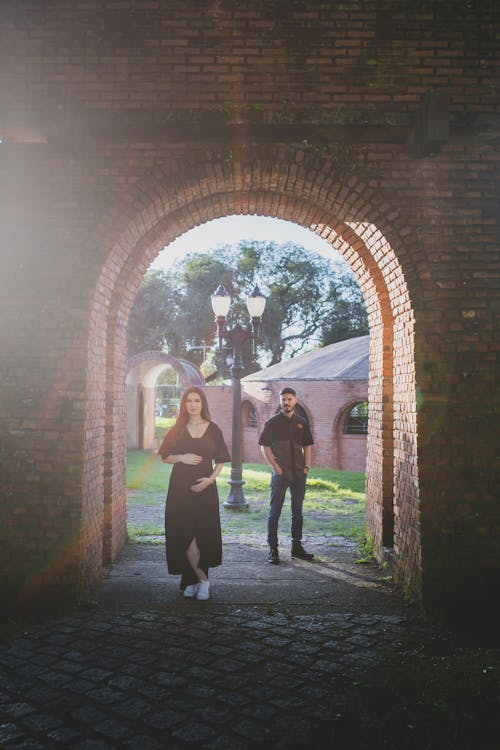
[291,544,314,561]
[267,548,280,565]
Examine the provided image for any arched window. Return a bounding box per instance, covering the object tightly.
[242,400,257,428]
[344,401,368,435]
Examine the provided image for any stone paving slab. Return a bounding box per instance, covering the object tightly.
[92,539,407,616]
[1,539,498,749]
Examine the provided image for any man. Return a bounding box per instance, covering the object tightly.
[258,386,314,564]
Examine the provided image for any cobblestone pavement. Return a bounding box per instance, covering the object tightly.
[1,532,498,749]
[0,606,414,749]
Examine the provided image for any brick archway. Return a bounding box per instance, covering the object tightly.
[1,1,497,621]
[83,150,418,605]
[126,351,205,453]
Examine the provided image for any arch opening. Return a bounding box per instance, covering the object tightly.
[126,352,204,455]
[84,155,418,607]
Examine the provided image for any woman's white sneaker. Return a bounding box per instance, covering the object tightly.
[196,580,210,600]
[183,584,198,598]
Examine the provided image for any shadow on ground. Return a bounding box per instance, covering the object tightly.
[92,538,405,615]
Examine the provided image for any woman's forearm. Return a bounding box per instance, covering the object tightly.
[209,463,225,483]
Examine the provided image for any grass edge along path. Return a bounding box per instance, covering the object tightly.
[127,450,367,549]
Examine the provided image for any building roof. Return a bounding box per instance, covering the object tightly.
[243,335,369,382]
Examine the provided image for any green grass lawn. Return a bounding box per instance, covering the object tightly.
[127,450,367,546]
[155,416,175,441]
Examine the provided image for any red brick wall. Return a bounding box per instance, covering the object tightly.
[0,1,498,618]
[206,379,368,471]
[233,379,369,472]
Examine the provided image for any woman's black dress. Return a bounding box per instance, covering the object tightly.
[158,422,230,575]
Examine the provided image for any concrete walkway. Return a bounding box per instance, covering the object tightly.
[94,536,407,615]
[0,536,498,749]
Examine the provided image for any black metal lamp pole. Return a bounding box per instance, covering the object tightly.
[211,284,266,510]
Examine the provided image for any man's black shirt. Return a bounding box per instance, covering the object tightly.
[258,411,314,480]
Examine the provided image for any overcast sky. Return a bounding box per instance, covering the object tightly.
[150,215,345,271]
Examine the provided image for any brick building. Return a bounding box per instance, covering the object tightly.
[207,335,369,472]
[0,1,498,620]
[127,337,369,471]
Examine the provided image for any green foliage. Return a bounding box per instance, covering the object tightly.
[355,534,376,564]
[127,270,183,357]
[127,523,165,544]
[320,273,368,345]
[155,416,175,441]
[254,242,332,364]
[127,240,368,372]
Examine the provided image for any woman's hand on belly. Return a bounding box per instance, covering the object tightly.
[190,476,213,493]
[181,453,203,465]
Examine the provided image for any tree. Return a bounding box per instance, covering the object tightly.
[319,271,368,346]
[127,270,183,356]
[237,242,330,365]
[174,253,230,362]
[127,240,368,372]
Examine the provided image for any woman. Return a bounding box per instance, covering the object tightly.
[158,387,230,600]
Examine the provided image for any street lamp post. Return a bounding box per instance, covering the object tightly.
[211,284,266,509]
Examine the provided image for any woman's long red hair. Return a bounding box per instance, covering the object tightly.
[176,386,211,426]
[158,387,212,457]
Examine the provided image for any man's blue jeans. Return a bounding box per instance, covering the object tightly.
[267,471,307,549]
